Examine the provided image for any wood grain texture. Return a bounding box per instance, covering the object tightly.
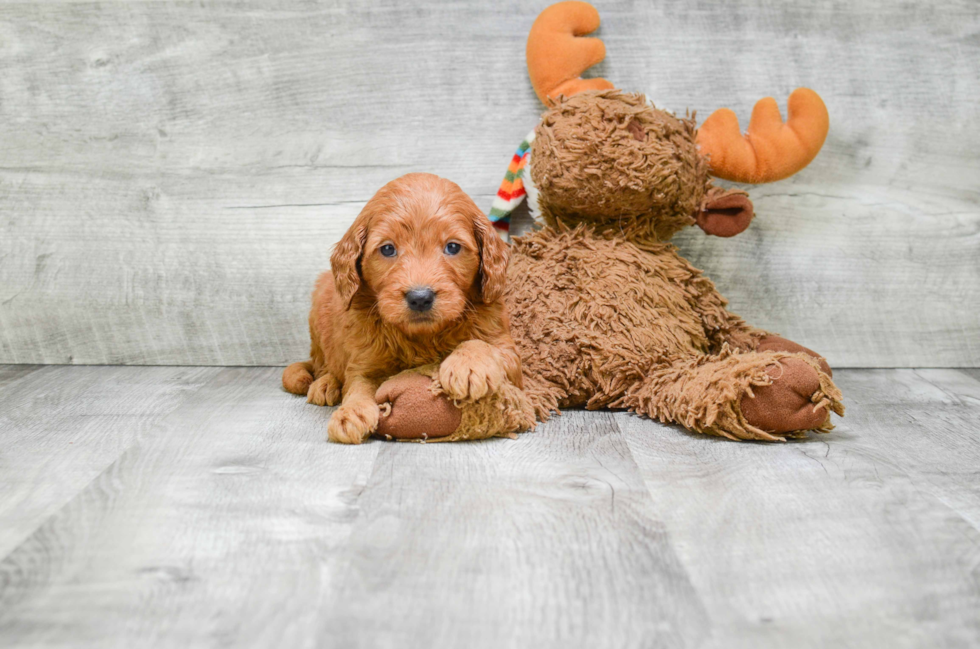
[0,366,381,648]
[619,368,980,648]
[0,367,708,648]
[319,410,707,649]
[0,365,218,558]
[0,0,978,366]
[1,366,979,647]
[0,365,40,390]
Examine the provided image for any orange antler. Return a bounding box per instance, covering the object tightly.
[697,88,830,183]
[526,1,615,106]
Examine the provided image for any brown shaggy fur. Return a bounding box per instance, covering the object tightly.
[282,173,529,444]
[506,223,766,418]
[373,90,843,442]
[506,90,843,440]
[532,90,710,243]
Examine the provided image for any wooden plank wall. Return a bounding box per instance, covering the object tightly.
[0,0,977,367]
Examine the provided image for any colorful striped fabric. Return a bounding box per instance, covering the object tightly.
[488,129,536,240]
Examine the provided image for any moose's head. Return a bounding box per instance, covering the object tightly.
[519,1,829,243]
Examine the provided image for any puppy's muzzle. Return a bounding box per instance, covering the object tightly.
[405,287,436,313]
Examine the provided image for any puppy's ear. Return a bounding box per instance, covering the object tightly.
[331,219,368,310]
[473,212,509,304]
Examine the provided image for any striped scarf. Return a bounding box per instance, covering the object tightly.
[488,129,536,240]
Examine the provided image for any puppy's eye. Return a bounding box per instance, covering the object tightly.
[379,244,397,258]
[444,242,461,256]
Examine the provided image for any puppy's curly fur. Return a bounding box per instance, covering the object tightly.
[282,173,522,444]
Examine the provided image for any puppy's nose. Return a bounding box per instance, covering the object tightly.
[405,287,436,313]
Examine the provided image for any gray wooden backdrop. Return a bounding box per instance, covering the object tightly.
[1,0,977,367]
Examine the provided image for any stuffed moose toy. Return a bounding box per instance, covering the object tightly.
[371,0,844,442]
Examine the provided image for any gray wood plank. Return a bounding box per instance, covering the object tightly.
[0,365,41,390]
[319,410,707,649]
[1,365,980,647]
[618,368,980,649]
[0,0,977,367]
[0,365,218,558]
[0,367,707,649]
[0,367,381,648]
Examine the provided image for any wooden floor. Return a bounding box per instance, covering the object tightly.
[1,365,978,648]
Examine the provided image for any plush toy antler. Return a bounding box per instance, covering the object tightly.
[525,1,829,184]
[697,88,830,183]
[526,0,615,105]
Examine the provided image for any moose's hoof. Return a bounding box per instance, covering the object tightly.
[375,372,461,440]
[741,358,830,434]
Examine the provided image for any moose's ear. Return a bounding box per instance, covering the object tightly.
[695,190,754,238]
[330,219,368,310]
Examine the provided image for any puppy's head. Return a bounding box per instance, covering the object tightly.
[331,173,508,336]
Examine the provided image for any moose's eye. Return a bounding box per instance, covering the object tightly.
[379,243,397,258]
[444,242,462,256]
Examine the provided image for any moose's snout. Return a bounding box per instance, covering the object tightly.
[405,287,436,313]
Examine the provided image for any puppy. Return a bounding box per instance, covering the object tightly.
[282,173,522,444]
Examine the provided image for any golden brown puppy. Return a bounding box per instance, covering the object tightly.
[282,173,522,444]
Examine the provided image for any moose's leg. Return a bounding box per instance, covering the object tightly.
[688,279,832,375]
[374,365,535,442]
[521,372,568,422]
[617,349,843,441]
[686,273,769,353]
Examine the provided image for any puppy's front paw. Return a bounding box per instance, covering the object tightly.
[439,341,507,401]
[328,401,380,444]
